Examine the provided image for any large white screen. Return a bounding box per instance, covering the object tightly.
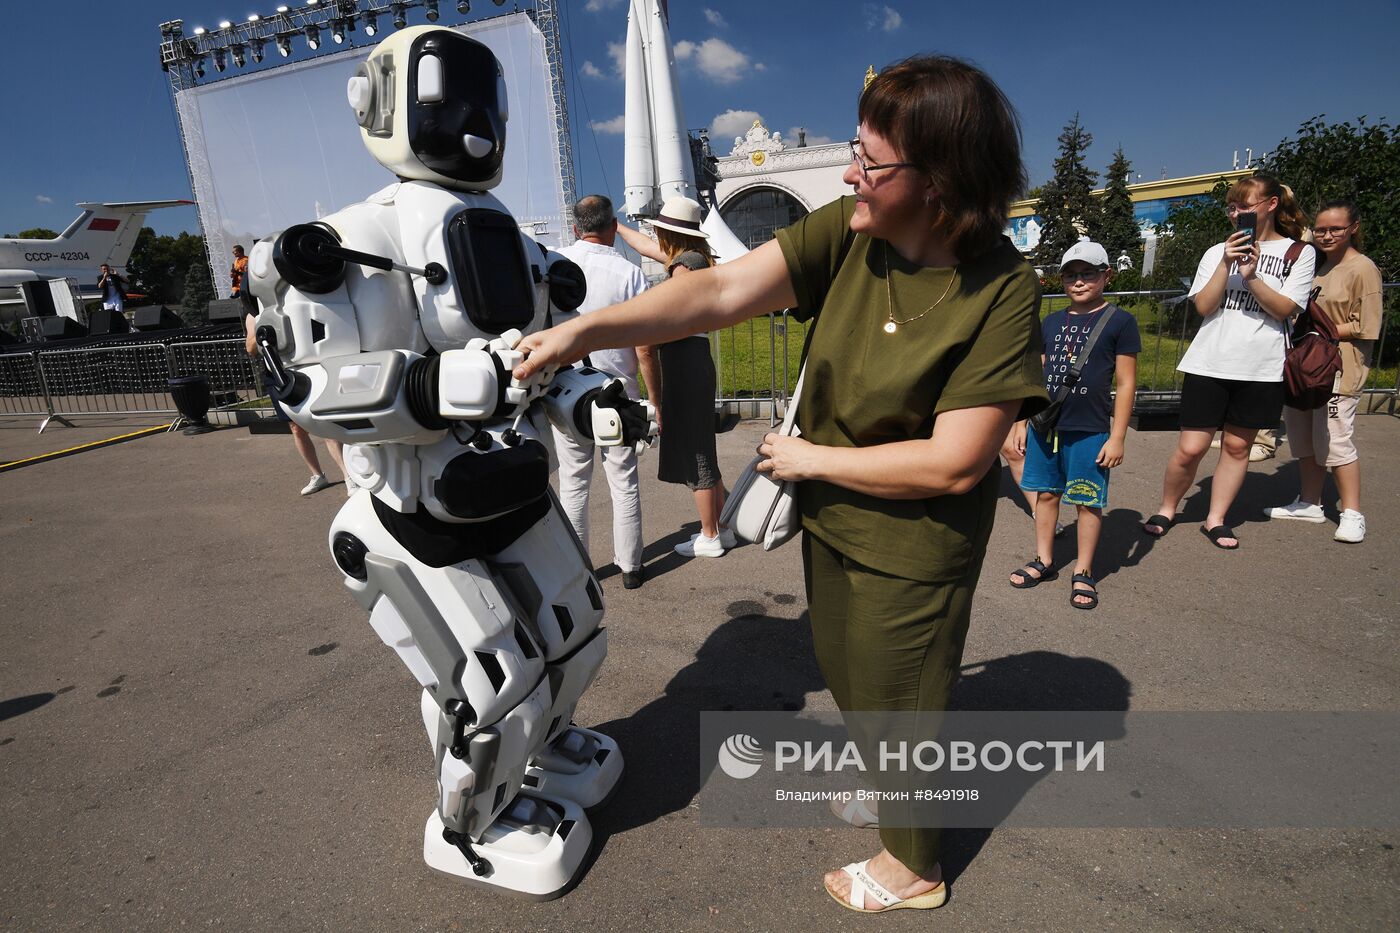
[175,13,567,296]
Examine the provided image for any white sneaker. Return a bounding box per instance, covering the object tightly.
[691,528,738,549]
[1249,443,1275,462]
[300,473,331,496]
[1263,498,1326,523]
[675,532,727,558]
[1335,510,1366,543]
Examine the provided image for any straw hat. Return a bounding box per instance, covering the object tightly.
[649,196,709,238]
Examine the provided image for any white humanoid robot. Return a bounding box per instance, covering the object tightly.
[245,26,654,898]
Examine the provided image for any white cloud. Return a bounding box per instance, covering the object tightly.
[607,40,627,76]
[711,109,763,142]
[580,60,604,79]
[674,37,755,85]
[787,127,835,146]
[704,8,727,27]
[36,194,53,204]
[863,4,902,31]
[591,115,626,135]
[584,0,623,11]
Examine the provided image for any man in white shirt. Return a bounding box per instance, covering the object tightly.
[556,195,658,589]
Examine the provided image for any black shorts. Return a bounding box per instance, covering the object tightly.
[1178,372,1284,430]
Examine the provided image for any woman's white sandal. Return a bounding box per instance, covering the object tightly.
[827,860,948,913]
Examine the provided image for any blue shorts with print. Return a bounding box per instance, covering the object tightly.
[1020,429,1111,509]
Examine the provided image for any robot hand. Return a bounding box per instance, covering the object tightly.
[440,328,556,420]
[590,380,658,455]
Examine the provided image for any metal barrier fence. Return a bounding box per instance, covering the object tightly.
[0,338,262,432]
[3,284,1394,433]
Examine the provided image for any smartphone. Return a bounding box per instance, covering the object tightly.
[1234,211,1257,248]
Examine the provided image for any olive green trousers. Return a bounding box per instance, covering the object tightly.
[802,531,982,875]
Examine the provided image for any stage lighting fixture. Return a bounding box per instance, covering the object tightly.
[331,19,346,43]
[250,38,265,62]
[425,0,440,21]
[392,3,407,29]
[248,13,260,22]
[457,1,471,12]
[362,12,378,35]
[305,24,321,49]
[276,5,289,12]
[218,19,232,29]
[193,25,207,35]
[231,43,246,67]
[214,48,228,71]
[308,0,320,6]
[277,32,293,56]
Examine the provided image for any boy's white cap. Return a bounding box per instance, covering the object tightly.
[1059,240,1110,270]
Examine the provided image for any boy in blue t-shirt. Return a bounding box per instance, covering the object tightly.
[1009,241,1141,610]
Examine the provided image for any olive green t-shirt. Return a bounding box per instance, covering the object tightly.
[775,196,1047,583]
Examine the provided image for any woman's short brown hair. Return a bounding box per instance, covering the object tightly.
[860,55,1027,260]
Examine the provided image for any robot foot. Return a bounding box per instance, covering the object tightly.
[423,793,593,900]
[523,726,624,810]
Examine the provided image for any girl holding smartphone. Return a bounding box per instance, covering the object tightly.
[1143,173,1314,549]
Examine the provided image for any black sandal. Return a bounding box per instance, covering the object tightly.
[1070,573,1099,610]
[1142,514,1173,537]
[1201,525,1240,550]
[1010,557,1057,589]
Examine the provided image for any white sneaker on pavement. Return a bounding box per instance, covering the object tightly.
[1263,498,1326,523]
[300,473,331,496]
[1335,510,1366,543]
[691,528,737,549]
[675,532,727,558]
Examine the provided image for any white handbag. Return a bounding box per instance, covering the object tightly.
[720,362,808,551]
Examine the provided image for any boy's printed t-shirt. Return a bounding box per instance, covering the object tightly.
[1180,237,1315,382]
[1040,303,1141,434]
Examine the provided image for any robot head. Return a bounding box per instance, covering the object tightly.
[347,26,508,191]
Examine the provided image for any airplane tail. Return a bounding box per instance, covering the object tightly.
[44,200,192,271]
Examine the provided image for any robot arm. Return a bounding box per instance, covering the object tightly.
[540,365,657,455]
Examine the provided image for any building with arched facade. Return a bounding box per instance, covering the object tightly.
[713,121,849,249]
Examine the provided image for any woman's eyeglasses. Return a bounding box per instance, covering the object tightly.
[848,138,915,182]
[1313,225,1354,238]
[1226,200,1268,216]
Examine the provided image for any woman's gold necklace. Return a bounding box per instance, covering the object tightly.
[883,240,956,334]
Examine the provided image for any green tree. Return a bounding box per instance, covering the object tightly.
[1099,147,1142,268]
[1035,113,1098,267]
[127,227,211,305]
[180,261,215,325]
[2,227,61,239]
[1260,115,1399,280]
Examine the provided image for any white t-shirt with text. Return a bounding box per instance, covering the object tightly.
[1179,237,1315,382]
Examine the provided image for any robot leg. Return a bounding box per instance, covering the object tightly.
[329,492,591,897]
[487,491,624,809]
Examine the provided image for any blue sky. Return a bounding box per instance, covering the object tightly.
[2,0,1397,238]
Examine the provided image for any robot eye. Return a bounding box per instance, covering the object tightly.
[417,53,445,104]
[496,68,508,123]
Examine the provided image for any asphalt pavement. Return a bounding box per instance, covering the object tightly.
[1,411,1397,931]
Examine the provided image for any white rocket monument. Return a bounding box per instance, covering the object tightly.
[623,0,697,219]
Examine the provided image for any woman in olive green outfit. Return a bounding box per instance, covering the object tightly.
[515,56,1046,913]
